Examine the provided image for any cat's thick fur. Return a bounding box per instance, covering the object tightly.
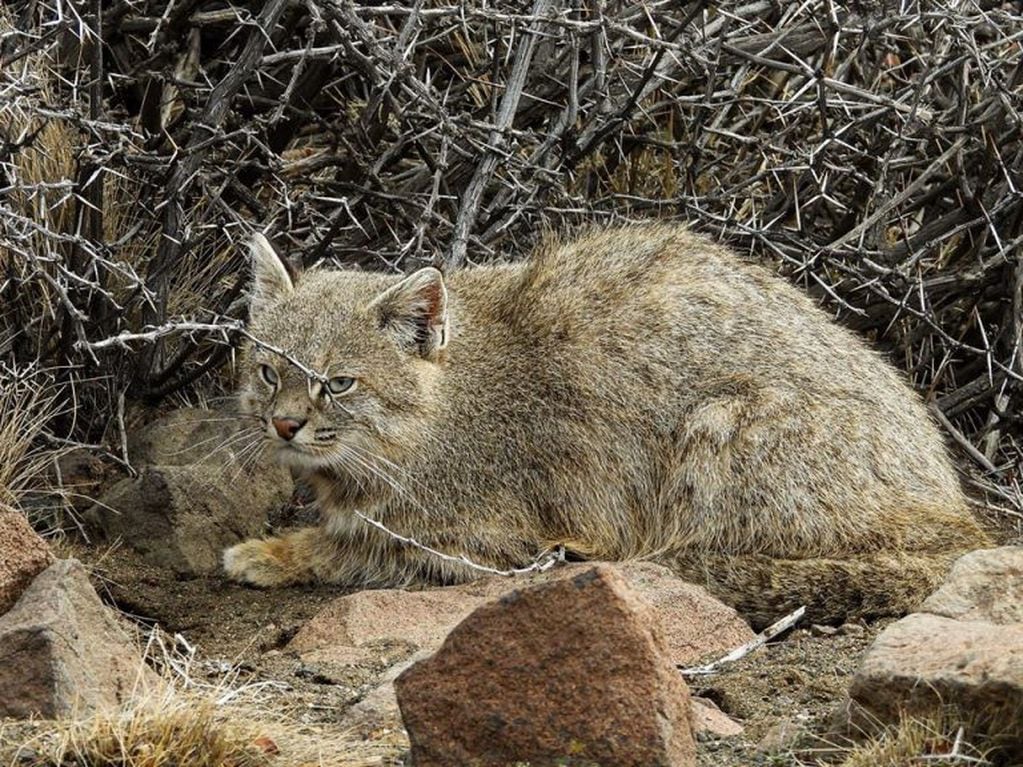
[224,225,987,626]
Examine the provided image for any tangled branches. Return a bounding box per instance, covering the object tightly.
[0,0,1021,504]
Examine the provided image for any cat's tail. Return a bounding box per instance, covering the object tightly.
[675,550,968,630]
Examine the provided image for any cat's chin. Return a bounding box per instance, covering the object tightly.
[272,443,328,471]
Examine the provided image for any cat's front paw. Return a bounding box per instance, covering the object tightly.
[223,537,302,587]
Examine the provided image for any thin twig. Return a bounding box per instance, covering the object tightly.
[679,605,807,676]
[354,510,566,577]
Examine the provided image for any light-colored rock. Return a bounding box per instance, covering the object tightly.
[86,408,292,575]
[842,546,1023,750]
[127,407,252,467]
[395,565,696,767]
[921,545,1023,624]
[757,716,807,754]
[0,511,53,615]
[848,612,1023,739]
[290,588,482,666]
[290,560,753,667]
[0,559,156,718]
[619,561,756,664]
[691,697,744,738]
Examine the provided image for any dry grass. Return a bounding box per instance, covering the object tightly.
[0,696,391,767]
[0,367,66,527]
[837,715,993,767]
[3,700,276,767]
[0,629,394,767]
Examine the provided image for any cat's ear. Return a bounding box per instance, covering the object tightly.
[368,267,449,359]
[249,233,294,314]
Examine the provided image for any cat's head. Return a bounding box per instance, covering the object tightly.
[239,233,448,473]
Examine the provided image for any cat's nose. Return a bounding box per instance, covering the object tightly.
[271,416,306,441]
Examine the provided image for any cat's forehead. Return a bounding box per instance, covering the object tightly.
[249,269,394,369]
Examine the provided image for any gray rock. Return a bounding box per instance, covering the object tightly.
[843,547,1023,754]
[87,462,289,575]
[0,559,156,718]
[848,613,1023,737]
[88,408,291,575]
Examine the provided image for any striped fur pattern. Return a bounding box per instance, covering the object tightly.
[223,225,987,625]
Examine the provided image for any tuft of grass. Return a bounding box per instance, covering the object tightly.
[0,367,66,524]
[0,691,393,767]
[0,628,395,767]
[837,714,994,767]
[19,699,276,767]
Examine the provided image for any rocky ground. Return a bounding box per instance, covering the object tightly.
[1,406,1021,766]
[65,540,879,766]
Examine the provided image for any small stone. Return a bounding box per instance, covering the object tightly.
[691,697,743,738]
[837,623,866,637]
[0,559,157,718]
[757,717,807,754]
[0,512,53,615]
[395,565,695,767]
[252,736,279,755]
[810,623,838,637]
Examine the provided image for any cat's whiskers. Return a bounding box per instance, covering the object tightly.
[343,441,426,495]
[192,426,264,465]
[328,444,418,508]
[327,446,370,496]
[228,433,269,480]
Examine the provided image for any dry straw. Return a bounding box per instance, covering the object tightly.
[0,626,392,766]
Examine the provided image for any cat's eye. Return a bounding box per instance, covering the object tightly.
[259,364,279,387]
[326,376,356,395]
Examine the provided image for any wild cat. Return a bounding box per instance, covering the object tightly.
[223,225,987,626]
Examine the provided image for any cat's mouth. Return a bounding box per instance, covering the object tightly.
[271,442,321,471]
[270,439,338,470]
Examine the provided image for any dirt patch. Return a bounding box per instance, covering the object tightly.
[70,541,398,733]
[692,626,881,766]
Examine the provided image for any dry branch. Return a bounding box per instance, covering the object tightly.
[0,0,1020,508]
